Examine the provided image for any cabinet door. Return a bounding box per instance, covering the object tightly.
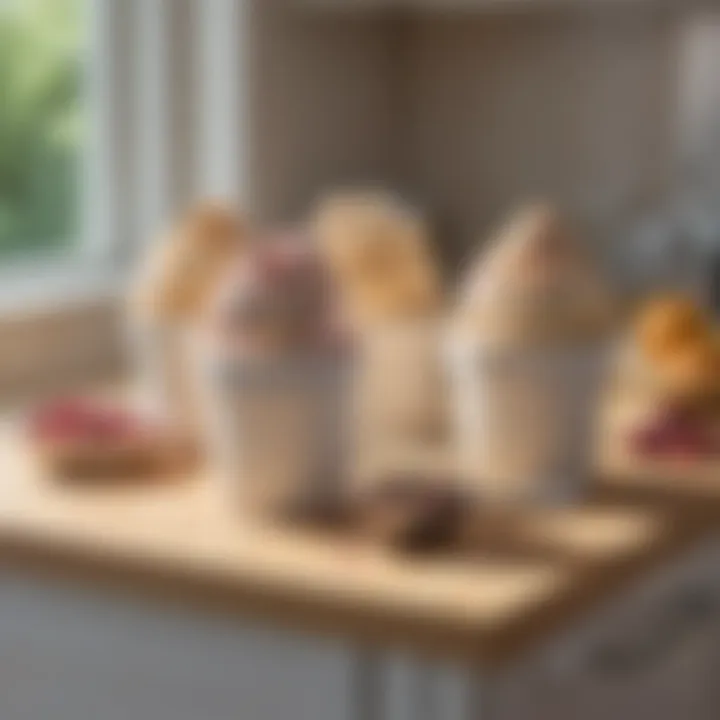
[539,539,720,720]
[0,573,354,720]
[553,622,719,720]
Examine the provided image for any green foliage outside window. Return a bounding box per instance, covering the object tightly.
[0,0,84,258]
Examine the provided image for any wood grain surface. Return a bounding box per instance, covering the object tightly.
[2,387,720,668]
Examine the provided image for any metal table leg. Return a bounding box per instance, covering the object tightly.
[425,663,496,720]
[414,661,436,720]
[354,649,383,720]
[469,671,497,720]
[353,652,495,720]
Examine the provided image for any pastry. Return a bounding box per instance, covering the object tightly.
[127,201,246,435]
[313,191,443,328]
[447,203,615,504]
[131,200,245,324]
[633,295,720,407]
[657,335,718,403]
[635,295,708,365]
[456,203,615,349]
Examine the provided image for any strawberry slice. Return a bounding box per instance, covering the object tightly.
[630,404,719,459]
[28,399,147,445]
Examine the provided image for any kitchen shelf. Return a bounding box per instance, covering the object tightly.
[290,0,700,12]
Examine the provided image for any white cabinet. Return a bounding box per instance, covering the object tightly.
[528,537,720,720]
[392,536,720,720]
[3,538,720,720]
[0,574,355,720]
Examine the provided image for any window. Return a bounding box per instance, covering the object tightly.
[0,0,241,397]
[0,0,241,286]
[0,0,86,260]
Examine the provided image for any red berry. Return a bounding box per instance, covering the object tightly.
[29,399,145,445]
[630,406,720,459]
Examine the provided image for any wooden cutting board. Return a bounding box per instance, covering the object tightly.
[1,408,718,669]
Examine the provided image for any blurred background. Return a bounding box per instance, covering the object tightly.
[3,5,720,720]
[1,0,720,398]
[0,0,83,259]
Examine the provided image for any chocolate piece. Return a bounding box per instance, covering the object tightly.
[362,476,468,554]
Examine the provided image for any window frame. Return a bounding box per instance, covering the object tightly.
[0,0,132,401]
[0,0,246,401]
[0,0,129,300]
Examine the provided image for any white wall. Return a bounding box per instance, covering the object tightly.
[401,9,681,261]
[243,4,690,270]
[247,2,399,222]
[115,2,715,260]
[678,12,720,169]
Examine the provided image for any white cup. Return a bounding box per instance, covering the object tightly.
[127,319,200,436]
[197,350,352,514]
[357,318,447,446]
[446,337,607,505]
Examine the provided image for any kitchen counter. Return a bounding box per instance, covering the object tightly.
[2,410,719,672]
[5,384,720,720]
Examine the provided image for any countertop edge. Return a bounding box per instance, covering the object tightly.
[1,496,716,670]
[0,527,495,667]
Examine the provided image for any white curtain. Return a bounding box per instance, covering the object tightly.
[90,0,246,262]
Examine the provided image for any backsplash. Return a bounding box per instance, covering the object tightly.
[247,3,720,283]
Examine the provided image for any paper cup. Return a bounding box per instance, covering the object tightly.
[127,319,200,436]
[197,350,352,514]
[357,318,447,446]
[446,337,607,505]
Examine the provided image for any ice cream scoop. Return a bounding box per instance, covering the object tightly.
[208,230,345,357]
[198,231,353,515]
[456,204,614,349]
